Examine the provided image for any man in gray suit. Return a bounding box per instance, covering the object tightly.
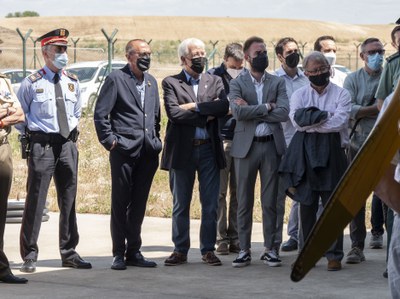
[94,39,162,270]
[229,36,289,268]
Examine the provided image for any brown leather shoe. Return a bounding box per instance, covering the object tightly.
[327,260,342,271]
[202,251,222,266]
[164,251,187,266]
[216,243,229,255]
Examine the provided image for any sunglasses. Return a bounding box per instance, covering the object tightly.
[364,49,385,55]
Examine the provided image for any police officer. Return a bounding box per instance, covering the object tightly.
[17,29,91,273]
[0,62,27,283]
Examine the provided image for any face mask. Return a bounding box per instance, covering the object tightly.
[226,68,243,79]
[308,71,330,87]
[324,52,336,66]
[251,52,268,73]
[137,56,151,72]
[190,57,207,74]
[53,52,68,69]
[367,53,383,71]
[285,52,300,68]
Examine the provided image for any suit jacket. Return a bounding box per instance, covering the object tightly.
[94,64,162,158]
[229,71,289,158]
[160,70,229,170]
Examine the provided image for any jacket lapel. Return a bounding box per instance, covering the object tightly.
[178,70,197,103]
[243,72,258,105]
[121,65,143,109]
[262,73,272,103]
[197,73,209,103]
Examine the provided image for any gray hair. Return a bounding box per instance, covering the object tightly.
[178,38,205,64]
[302,51,329,70]
[224,43,244,61]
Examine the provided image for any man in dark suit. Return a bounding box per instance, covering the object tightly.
[229,36,289,268]
[94,39,162,270]
[161,38,229,266]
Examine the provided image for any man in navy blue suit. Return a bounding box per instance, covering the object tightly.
[94,39,162,270]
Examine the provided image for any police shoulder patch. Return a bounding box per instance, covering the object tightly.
[386,52,400,63]
[28,71,43,83]
[65,71,78,81]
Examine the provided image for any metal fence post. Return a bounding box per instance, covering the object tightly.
[299,42,308,59]
[354,43,361,70]
[112,39,118,59]
[209,40,219,68]
[16,28,32,77]
[271,41,276,70]
[29,36,38,69]
[71,38,80,63]
[101,28,118,73]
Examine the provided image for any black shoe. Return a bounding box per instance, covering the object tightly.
[126,252,157,268]
[62,255,92,269]
[281,238,298,252]
[383,268,388,278]
[0,273,28,284]
[111,255,126,270]
[20,259,36,273]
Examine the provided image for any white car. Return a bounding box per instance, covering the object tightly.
[1,68,35,94]
[66,60,126,113]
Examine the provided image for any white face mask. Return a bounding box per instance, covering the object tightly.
[324,52,336,66]
[53,52,69,69]
[226,68,243,79]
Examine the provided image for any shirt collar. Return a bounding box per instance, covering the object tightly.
[43,65,62,81]
[183,69,201,83]
[250,72,266,84]
[275,66,305,80]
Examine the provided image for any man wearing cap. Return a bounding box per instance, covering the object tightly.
[0,58,27,283]
[17,28,91,273]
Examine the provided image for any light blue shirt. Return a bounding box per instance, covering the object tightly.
[183,70,209,139]
[274,66,309,145]
[16,65,81,134]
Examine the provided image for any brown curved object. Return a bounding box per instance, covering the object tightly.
[291,84,400,282]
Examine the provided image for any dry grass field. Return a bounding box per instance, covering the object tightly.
[4,15,378,223]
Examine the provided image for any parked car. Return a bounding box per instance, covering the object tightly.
[66,60,126,114]
[1,68,35,94]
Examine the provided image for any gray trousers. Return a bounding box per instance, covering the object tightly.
[235,140,280,250]
[388,213,400,298]
[0,143,12,278]
[217,140,238,245]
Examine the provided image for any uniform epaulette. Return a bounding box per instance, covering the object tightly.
[65,71,78,81]
[0,73,6,78]
[386,52,400,63]
[28,71,43,83]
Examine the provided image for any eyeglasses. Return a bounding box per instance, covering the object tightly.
[304,66,330,76]
[364,49,385,55]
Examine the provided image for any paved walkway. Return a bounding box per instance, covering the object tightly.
[3,212,391,298]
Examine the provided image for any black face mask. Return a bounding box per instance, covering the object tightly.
[308,71,330,87]
[251,52,268,73]
[190,57,207,74]
[285,52,300,68]
[137,56,151,72]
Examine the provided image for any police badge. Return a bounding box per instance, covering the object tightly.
[68,83,75,92]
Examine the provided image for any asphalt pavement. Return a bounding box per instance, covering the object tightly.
[2,212,392,299]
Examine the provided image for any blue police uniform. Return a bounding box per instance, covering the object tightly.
[16,28,91,273]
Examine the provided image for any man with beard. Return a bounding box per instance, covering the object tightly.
[229,36,289,268]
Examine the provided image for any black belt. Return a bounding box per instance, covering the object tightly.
[30,128,79,144]
[253,135,274,142]
[193,139,211,146]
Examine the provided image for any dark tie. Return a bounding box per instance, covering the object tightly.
[54,73,70,139]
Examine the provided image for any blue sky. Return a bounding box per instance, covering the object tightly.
[0,0,398,25]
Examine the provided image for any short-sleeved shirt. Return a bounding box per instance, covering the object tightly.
[0,75,20,138]
[16,65,81,134]
[343,67,381,150]
[375,53,400,100]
